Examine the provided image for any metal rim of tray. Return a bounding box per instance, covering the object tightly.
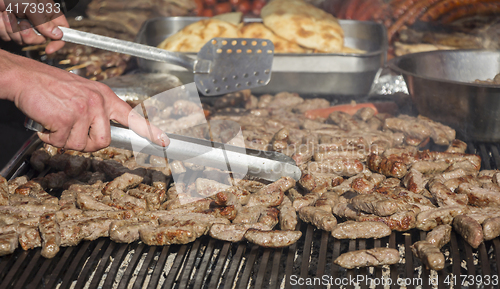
[387,49,500,89]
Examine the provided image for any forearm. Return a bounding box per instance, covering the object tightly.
[0,49,22,102]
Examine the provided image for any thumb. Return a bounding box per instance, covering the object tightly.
[31,13,68,40]
[111,98,170,148]
[34,20,62,39]
[37,131,52,146]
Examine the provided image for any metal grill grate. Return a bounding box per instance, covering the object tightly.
[1,141,500,289]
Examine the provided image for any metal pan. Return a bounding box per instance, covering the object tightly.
[388,49,500,142]
[135,17,387,97]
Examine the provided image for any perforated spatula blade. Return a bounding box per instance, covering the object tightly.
[55,27,274,96]
[194,38,274,95]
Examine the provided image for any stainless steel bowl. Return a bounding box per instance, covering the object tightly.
[388,50,500,142]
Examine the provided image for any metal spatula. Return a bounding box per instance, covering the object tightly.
[56,27,274,96]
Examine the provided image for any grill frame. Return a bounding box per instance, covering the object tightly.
[2,136,500,289]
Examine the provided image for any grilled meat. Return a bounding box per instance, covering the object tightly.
[258,177,296,195]
[402,169,426,194]
[109,219,158,243]
[158,212,230,226]
[139,220,209,246]
[246,189,284,207]
[367,154,408,179]
[308,159,364,177]
[426,224,452,249]
[293,184,326,211]
[195,178,231,197]
[482,216,500,241]
[83,210,135,220]
[18,227,41,250]
[446,139,467,154]
[0,176,8,206]
[64,155,91,177]
[299,172,343,192]
[30,149,51,172]
[314,191,339,212]
[44,172,69,190]
[332,203,360,220]
[213,190,239,207]
[0,232,18,256]
[331,221,391,239]
[453,214,483,248]
[258,208,280,228]
[429,181,468,207]
[233,179,265,193]
[298,206,337,231]
[244,229,302,248]
[59,217,112,246]
[106,190,147,214]
[411,241,445,271]
[202,205,238,221]
[457,183,500,207]
[209,223,272,242]
[39,212,60,258]
[233,206,265,224]
[278,196,297,230]
[8,176,28,193]
[55,208,83,222]
[416,206,469,231]
[128,188,166,211]
[102,172,143,194]
[334,248,400,269]
[357,209,418,231]
[77,194,116,211]
[350,194,401,216]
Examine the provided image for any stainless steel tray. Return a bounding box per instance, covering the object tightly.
[388,50,500,142]
[135,17,387,97]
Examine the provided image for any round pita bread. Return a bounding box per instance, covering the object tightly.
[238,22,309,53]
[157,19,238,52]
[261,0,344,53]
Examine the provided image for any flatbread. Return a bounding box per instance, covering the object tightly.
[157,19,238,52]
[238,23,309,53]
[261,0,344,53]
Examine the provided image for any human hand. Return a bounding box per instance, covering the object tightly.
[4,52,170,151]
[0,0,68,54]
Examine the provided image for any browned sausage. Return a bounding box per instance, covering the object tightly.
[345,0,363,19]
[391,0,420,19]
[440,2,500,24]
[352,0,375,20]
[387,0,442,41]
[420,0,500,22]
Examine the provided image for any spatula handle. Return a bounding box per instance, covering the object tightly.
[58,26,211,73]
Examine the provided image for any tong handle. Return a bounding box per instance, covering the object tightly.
[23,118,301,181]
[24,117,45,132]
[58,27,210,73]
[16,19,210,73]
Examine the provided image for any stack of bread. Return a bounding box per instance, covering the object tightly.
[157,0,362,54]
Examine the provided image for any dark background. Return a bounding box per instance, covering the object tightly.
[0,0,87,169]
[0,41,34,169]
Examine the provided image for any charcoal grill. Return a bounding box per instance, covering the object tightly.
[1,135,500,289]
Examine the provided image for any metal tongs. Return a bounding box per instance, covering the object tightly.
[25,119,301,182]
